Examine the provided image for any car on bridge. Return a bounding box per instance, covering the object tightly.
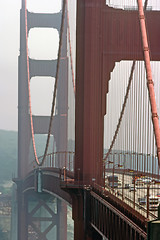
[129,185,136,192]
[135,178,144,186]
[142,177,152,184]
[125,183,130,189]
[107,175,118,188]
[138,197,146,205]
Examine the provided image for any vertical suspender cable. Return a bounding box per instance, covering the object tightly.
[104,61,136,161]
[137,0,160,166]
[104,0,149,162]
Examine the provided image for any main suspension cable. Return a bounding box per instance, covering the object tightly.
[137,0,160,166]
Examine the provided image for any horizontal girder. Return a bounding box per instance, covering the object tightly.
[27,11,61,32]
[29,58,57,78]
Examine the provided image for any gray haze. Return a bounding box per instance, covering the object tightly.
[1,0,160,132]
[0,0,61,131]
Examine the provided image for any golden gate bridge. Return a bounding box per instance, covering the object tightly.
[14,0,160,239]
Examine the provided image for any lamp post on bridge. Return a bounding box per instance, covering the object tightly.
[122,153,126,200]
[103,152,114,187]
[107,158,123,192]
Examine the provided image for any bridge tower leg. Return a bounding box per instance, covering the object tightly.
[72,191,84,239]
[57,200,67,240]
[53,8,68,240]
[75,0,104,188]
[73,0,105,238]
[18,0,31,180]
[16,180,28,240]
[71,189,102,240]
[11,183,18,240]
[54,6,68,169]
[17,0,69,239]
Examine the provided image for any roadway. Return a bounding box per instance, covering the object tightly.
[105,172,160,220]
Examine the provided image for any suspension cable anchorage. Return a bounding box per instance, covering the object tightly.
[143,46,149,51]
[139,14,145,19]
[152,113,159,119]
[147,78,154,86]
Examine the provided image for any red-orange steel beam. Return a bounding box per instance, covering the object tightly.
[137,0,160,166]
[75,0,160,188]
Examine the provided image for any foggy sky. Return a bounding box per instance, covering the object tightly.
[0,0,61,131]
[0,0,159,131]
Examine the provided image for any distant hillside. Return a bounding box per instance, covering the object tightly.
[0,130,17,182]
[0,130,75,183]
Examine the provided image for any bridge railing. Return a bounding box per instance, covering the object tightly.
[104,166,160,220]
[29,151,74,173]
[60,162,160,221]
[29,151,160,221]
